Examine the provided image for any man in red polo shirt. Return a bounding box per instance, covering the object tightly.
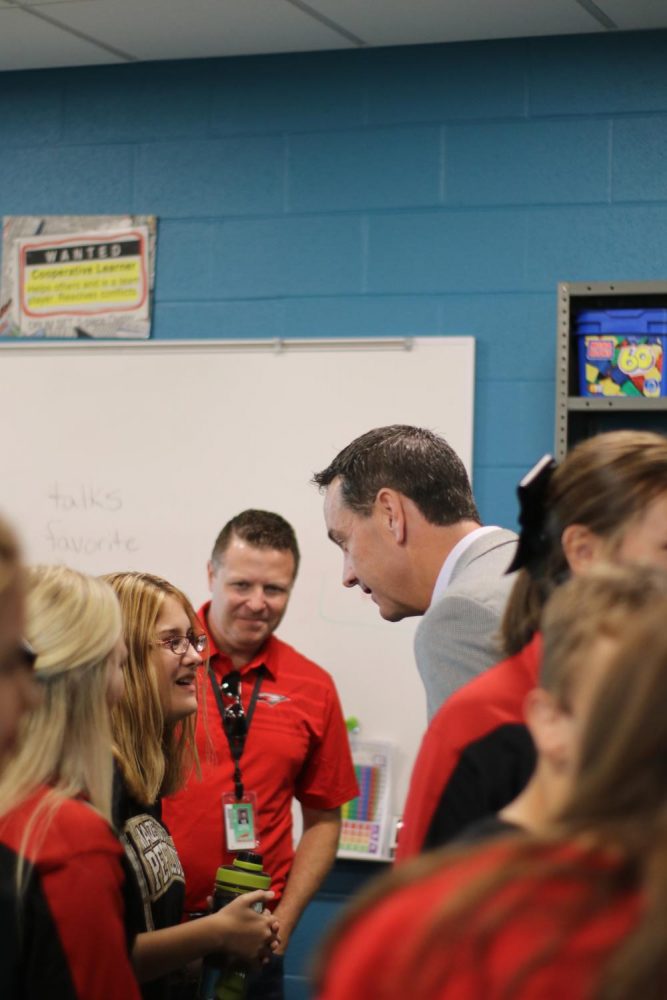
[163,509,358,999]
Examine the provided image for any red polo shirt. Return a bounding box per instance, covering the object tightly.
[162,603,358,911]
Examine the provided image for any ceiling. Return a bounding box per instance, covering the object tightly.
[0,0,666,72]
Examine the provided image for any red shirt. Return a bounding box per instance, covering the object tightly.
[163,603,358,911]
[0,786,141,1000]
[396,634,542,860]
[319,841,642,1000]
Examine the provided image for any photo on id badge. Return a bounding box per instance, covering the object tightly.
[223,792,258,850]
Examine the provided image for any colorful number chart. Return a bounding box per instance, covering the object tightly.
[338,740,393,861]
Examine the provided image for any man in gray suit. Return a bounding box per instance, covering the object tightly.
[313,425,517,720]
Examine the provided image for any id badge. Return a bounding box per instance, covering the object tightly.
[223,791,259,850]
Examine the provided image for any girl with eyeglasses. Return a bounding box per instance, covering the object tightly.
[0,564,141,999]
[106,572,278,1000]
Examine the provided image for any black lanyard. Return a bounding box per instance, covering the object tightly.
[208,664,266,801]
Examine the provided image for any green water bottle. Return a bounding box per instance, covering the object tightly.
[198,852,272,1000]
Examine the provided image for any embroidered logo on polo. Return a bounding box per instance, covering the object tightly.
[257,692,290,707]
[122,813,184,901]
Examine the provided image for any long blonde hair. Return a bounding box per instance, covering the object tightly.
[0,565,121,857]
[105,572,198,805]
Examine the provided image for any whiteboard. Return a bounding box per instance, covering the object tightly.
[0,336,474,814]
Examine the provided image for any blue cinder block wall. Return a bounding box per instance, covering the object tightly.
[2,29,667,996]
[2,33,667,526]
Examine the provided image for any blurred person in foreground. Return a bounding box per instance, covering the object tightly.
[0,565,141,1000]
[316,570,667,1000]
[461,565,667,840]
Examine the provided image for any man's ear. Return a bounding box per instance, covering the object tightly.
[524,688,571,770]
[561,523,605,575]
[374,488,407,544]
[207,559,216,591]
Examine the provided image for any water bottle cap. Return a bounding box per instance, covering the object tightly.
[234,851,263,871]
[214,864,271,890]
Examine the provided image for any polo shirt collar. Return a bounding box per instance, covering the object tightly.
[197,601,278,680]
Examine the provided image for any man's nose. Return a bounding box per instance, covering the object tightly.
[245,586,267,610]
[342,554,358,589]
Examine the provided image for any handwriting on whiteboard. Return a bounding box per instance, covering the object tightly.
[43,483,139,556]
[47,484,123,513]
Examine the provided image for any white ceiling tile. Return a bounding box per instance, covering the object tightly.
[1,0,664,72]
[0,6,124,70]
[303,0,604,45]
[594,0,667,30]
[40,0,354,62]
[18,0,96,5]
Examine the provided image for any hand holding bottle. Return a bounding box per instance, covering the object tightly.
[212,889,279,963]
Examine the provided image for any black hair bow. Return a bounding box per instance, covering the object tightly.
[506,454,557,575]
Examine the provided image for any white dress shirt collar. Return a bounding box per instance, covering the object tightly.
[430,525,500,607]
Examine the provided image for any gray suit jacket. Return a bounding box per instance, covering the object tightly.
[414,528,518,721]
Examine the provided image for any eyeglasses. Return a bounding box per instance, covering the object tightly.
[153,631,207,656]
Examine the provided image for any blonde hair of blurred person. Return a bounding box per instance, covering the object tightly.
[0,563,124,839]
[316,584,667,1000]
[0,517,40,765]
[0,563,140,1000]
[105,571,277,992]
[501,565,667,834]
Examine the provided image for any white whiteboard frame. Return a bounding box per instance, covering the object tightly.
[0,335,474,814]
[0,336,411,353]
